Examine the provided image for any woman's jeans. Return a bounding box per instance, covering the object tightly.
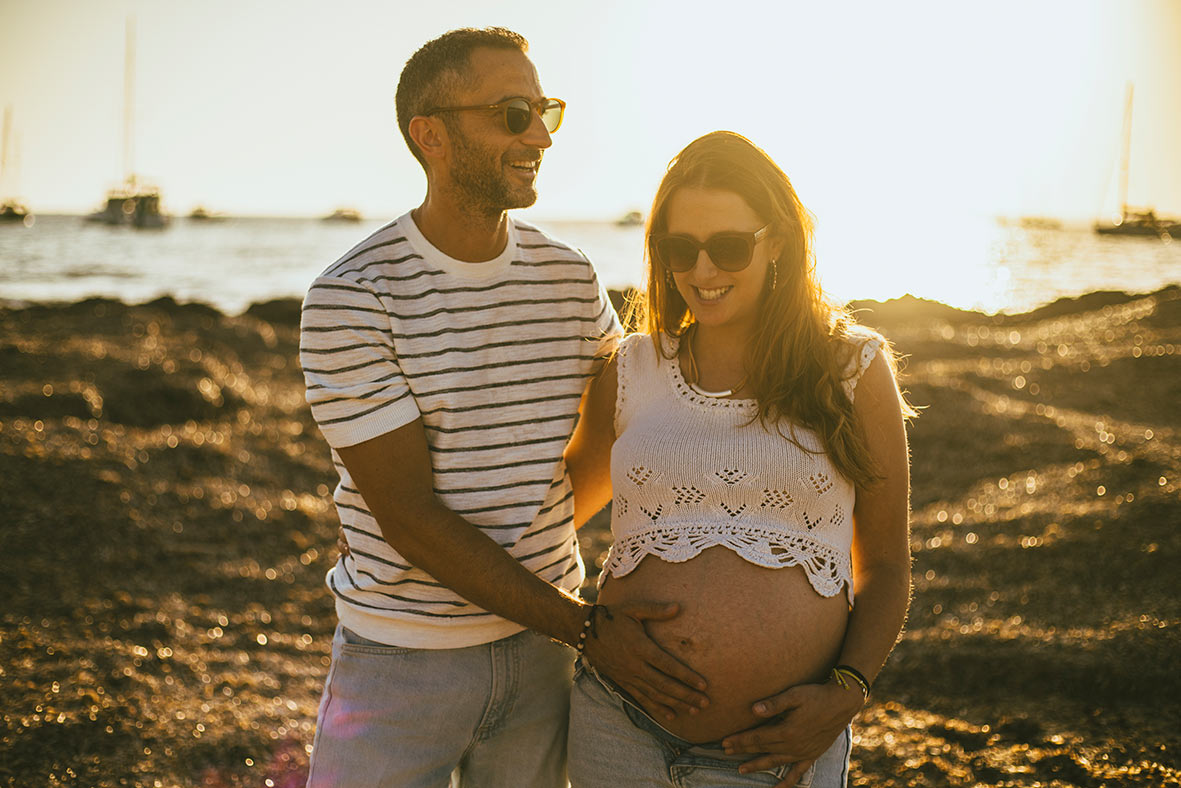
[306,624,574,788]
[568,661,851,787]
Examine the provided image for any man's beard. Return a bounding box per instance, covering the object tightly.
[448,127,539,216]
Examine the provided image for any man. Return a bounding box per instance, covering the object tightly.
[299,27,707,787]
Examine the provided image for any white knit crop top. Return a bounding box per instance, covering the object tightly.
[602,328,883,605]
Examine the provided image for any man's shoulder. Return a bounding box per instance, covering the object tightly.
[316,215,422,285]
[511,219,595,269]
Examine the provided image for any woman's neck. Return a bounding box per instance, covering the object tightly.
[682,322,755,397]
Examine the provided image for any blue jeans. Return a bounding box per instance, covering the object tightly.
[306,624,574,788]
[568,662,851,787]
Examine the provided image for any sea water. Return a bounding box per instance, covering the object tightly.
[1,214,1178,315]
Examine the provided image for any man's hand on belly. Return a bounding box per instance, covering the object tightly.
[582,601,712,721]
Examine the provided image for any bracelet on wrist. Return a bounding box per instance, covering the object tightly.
[830,664,871,701]
[574,604,604,655]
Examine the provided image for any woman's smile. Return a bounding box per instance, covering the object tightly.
[692,284,732,303]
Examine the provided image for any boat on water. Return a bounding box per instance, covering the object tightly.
[1017,216,1063,230]
[1095,208,1181,238]
[188,205,227,221]
[0,199,32,225]
[615,210,644,227]
[323,208,363,222]
[88,178,168,228]
[1094,85,1181,239]
[1,107,33,226]
[88,18,169,230]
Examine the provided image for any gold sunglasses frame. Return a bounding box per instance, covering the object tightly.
[425,97,566,134]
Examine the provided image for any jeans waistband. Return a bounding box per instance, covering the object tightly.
[580,660,744,760]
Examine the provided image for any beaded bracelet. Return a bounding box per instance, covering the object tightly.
[573,604,603,655]
[830,664,871,700]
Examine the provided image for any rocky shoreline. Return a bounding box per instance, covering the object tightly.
[1,287,1177,786]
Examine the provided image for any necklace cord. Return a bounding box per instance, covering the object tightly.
[685,324,747,398]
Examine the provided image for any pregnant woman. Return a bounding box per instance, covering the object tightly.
[565,131,913,787]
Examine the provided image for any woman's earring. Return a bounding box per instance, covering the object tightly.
[665,269,676,287]
[769,258,778,290]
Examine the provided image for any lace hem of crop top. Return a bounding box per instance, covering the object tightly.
[601,523,853,601]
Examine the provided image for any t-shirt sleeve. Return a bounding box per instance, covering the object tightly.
[586,260,623,361]
[576,258,623,378]
[300,276,420,448]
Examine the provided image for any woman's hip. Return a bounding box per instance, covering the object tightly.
[568,661,850,787]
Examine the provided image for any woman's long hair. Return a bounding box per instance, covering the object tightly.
[626,130,906,488]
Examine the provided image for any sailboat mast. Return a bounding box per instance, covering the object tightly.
[123,17,136,187]
[1118,83,1133,217]
[1,105,11,182]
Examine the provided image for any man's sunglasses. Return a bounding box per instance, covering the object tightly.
[652,226,770,272]
[426,97,566,135]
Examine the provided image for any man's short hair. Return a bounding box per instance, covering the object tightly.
[395,27,529,170]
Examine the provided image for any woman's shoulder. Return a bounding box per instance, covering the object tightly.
[615,331,668,366]
[840,321,885,348]
[610,331,668,435]
[834,322,887,400]
[616,331,648,351]
[613,330,674,394]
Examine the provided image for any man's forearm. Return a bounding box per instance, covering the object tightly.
[376,497,588,647]
[334,423,591,648]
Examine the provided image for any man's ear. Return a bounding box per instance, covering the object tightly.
[409,115,448,164]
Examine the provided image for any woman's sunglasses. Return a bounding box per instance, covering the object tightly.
[426,97,566,135]
[653,226,769,272]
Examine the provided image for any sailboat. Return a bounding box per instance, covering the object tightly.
[87,18,168,229]
[0,105,33,225]
[1094,85,1181,238]
[0,202,28,222]
[322,207,363,222]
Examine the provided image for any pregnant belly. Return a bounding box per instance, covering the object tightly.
[596,546,850,743]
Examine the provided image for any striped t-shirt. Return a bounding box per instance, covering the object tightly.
[300,212,621,648]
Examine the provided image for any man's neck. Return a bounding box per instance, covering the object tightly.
[412,191,510,263]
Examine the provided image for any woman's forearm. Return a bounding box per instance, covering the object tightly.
[839,561,912,685]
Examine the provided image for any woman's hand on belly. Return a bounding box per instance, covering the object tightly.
[721,678,866,783]
[598,548,849,742]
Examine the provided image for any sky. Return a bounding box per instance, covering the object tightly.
[1,0,1180,224]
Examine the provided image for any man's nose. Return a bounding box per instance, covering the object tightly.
[520,110,552,149]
